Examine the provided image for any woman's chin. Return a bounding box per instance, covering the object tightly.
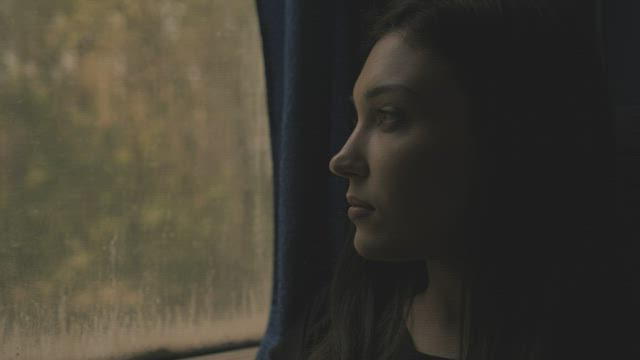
[353,235,422,262]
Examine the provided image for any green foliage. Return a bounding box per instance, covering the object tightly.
[0,0,273,340]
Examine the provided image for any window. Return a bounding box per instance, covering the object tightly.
[0,1,273,359]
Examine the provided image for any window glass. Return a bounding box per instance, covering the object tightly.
[0,1,273,359]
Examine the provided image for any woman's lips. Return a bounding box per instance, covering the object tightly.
[346,194,374,209]
[348,206,374,220]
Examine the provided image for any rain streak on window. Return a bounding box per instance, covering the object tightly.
[0,1,273,359]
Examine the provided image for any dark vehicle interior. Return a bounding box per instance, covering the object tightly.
[0,1,635,359]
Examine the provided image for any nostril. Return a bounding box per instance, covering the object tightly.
[329,157,347,175]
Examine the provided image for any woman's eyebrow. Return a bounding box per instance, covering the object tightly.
[349,84,419,103]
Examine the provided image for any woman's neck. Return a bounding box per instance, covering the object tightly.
[406,258,463,359]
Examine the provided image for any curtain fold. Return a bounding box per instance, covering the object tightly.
[254,1,371,358]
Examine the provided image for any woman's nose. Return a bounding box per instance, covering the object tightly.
[329,146,367,179]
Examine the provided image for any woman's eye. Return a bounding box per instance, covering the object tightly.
[348,108,404,131]
[375,108,404,129]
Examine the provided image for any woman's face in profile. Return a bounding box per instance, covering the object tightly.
[329,32,473,261]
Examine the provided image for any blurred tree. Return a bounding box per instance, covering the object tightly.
[0,0,272,356]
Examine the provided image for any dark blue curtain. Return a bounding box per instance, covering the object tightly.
[254,1,372,359]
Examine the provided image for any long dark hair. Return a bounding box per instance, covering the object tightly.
[306,1,615,359]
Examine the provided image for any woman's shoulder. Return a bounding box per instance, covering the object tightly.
[268,284,330,360]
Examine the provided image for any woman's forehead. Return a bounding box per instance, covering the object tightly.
[353,32,448,102]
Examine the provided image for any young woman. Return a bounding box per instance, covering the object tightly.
[271,1,619,359]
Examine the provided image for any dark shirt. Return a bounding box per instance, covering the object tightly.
[269,295,453,360]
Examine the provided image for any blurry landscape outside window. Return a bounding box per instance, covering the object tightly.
[0,0,273,359]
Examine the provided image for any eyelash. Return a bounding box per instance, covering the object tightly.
[350,108,404,131]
